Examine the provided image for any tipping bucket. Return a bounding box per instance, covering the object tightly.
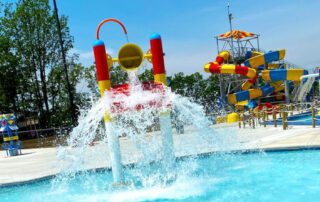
[118,43,144,71]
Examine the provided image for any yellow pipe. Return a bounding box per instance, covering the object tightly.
[154,73,167,86]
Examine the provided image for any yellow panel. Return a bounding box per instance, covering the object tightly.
[246,68,257,79]
[98,80,111,95]
[218,51,230,61]
[204,63,211,73]
[270,81,283,87]
[279,49,286,60]
[286,69,304,81]
[251,51,263,57]
[261,70,271,81]
[235,105,245,110]
[249,89,262,99]
[268,63,287,69]
[220,64,236,74]
[3,136,19,141]
[273,84,285,92]
[236,100,249,106]
[241,81,253,90]
[228,94,237,105]
[154,73,167,86]
[249,55,265,69]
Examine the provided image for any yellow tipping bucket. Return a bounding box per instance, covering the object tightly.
[118,43,144,71]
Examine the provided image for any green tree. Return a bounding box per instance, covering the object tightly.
[0,0,79,127]
[170,72,220,113]
[138,68,154,82]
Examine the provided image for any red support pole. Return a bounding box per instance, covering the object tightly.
[93,40,111,95]
[150,33,167,86]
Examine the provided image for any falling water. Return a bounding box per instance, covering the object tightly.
[53,70,238,195]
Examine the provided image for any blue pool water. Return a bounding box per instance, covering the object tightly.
[1,150,320,202]
[266,112,320,125]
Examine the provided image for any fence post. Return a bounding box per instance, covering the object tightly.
[243,112,246,128]
[248,109,252,127]
[273,107,277,127]
[282,108,286,130]
[290,104,294,116]
[312,105,316,128]
[263,109,267,127]
[252,110,255,129]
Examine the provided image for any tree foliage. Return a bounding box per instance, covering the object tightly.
[0,0,81,127]
[0,0,221,130]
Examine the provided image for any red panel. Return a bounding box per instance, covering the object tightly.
[235,65,249,76]
[248,75,258,84]
[109,82,169,113]
[215,56,224,65]
[209,63,221,73]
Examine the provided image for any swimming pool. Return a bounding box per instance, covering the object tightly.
[266,112,320,126]
[1,150,319,202]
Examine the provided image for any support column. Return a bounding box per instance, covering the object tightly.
[284,81,290,103]
[150,33,175,162]
[93,40,123,183]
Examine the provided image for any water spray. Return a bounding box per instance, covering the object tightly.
[92,18,174,184]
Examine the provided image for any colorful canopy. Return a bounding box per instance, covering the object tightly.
[218,30,255,40]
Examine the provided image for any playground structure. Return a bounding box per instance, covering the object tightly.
[1,114,22,156]
[204,29,319,123]
[93,18,173,184]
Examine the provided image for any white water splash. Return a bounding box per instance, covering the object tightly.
[54,70,235,192]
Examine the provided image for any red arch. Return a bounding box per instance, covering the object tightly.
[96,18,127,40]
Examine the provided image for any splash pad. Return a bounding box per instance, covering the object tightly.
[92,18,176,184]
[53,18,231,192]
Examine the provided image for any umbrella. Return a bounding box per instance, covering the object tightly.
[219,30,255,40]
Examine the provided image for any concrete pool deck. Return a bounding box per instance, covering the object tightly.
[0,124,319,186]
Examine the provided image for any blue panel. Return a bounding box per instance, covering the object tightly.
[245,51,252,59]
[248,100,257,109]
[264,51,280,63]
[287,81,294,90]
[269,70,287,81]
[261,84,274,96]
[93,40,104,47]
[235,91,250,102]
[244,59,250,67]
[279,64,285,69]
[150,33,161,40]
[258,65,265,71]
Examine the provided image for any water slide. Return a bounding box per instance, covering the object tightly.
[244,49,286,69]
[204,63,256,79]
[228,82,284,105]
[293,73,319,102]
[227,69,307,105]
[205,49,310,106]
[261,69,308,82]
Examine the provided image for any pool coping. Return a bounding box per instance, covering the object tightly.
[1,144,320,188]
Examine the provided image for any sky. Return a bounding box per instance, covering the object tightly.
[50,0,320,75]
[5,0,320,75]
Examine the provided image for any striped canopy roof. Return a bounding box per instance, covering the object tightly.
[219,30,256,40]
